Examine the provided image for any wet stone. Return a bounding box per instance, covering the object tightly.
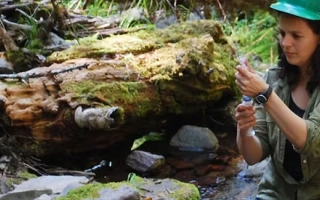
[195,164,212,176]
[154,164,175,179]
[210,164,225,171]
[166,157,195,170]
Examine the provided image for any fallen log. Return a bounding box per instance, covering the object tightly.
[0,20,238,156]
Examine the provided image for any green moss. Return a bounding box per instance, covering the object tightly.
[48,20,237,116]
[62,81,161,117]
[18,171,38,179]
[63,109,73,121]
[56,182,105,200]
[168,179,200,200]
[47,20,228,64]
[56,182,137,200]
[19,140,44,156]
[47,34,157,63]
[6,170,38,188]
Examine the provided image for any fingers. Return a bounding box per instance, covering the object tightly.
[244,60,255,73]
[235,104,256,119]
[238,118,256,131]
[235,79,245,93]
[235,104,256,130]
[236,65,253,78]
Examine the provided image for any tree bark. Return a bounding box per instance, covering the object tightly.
[0,20,238,156]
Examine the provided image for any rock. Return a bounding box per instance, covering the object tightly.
[195,164,212,176]
[213,155,232,165]
[34,194,52,200]
[128,175,200,200]
[97,185,141,200]
[170,125,219,151]
[61,182,86,196]
[155,164,175,179]
[166,157,194,170]
[172,169,196,183]
[12,175,88,194]
[0,58,13,74]
[0,189,52,200]
[126,150,165,173]
[60,175,200,200]
[196,171,221,186]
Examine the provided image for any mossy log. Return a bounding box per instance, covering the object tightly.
[0,20,238,156]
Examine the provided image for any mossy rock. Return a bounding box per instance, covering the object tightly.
[56,174,200,200]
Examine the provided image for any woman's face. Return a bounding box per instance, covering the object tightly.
[279,14,319,69]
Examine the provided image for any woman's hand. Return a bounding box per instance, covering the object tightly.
[235,103,256,133]
[235,64,268,97]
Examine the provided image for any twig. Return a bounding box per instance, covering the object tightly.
[0,3,31,12]
[32,0,51,18]
[45,169,95,176]
[0,63,89,83]
[216,0,227,21]
[15,8,38,23]
[23,162,45,176]
[165,0,178,21]
[0,18,32,31]
[208,116,225,126]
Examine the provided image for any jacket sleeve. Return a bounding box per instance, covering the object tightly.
[253,70,275,161]
[254,103,271,161]
[295,101,320,157]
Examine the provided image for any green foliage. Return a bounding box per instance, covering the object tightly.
[223,11,278,65]
[62,0,118,17]
[86,0,118,17]
[56,183,106,200]
[18,16,43,51]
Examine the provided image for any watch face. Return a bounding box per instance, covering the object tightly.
[256,95,267,104]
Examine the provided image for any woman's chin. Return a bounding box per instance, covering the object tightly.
[286,58,299,66]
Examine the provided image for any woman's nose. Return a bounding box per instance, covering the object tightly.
[281,35,293,47]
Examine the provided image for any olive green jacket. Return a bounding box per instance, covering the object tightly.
[254,67,320,200]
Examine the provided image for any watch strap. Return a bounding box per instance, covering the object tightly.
[255,85,272,104]
[263,85,272,100]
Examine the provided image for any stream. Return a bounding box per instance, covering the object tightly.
[39,126,263,200]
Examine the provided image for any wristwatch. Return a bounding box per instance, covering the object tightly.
[255,85,273,104]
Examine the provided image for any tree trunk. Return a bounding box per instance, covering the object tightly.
[0,20,238,156]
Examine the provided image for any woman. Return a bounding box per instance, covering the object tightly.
[235,0,320,199]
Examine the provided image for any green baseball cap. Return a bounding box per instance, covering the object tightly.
[270,0,320,20]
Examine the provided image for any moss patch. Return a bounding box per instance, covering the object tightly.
[52,20,237,116]
[6,170,38,188]
[57,175,200,200]
[61,81,162,117]
[47,20,230,64]
[168,179,201,200]
[56,182,130,200]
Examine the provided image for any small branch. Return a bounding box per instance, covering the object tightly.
[45,169,95,177]
[165,0,178,21]
[0,64,89,83]
[208,116,225,126]
[15,8,38,23]
[0,3,31,12]
[216,0,227,21]
[0,27,19,51]
[0,18,32,31]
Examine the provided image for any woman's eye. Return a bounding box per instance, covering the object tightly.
[279,30,285,37]
[292,34,302,39]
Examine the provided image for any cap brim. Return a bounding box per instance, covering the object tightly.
[270,2,320,20]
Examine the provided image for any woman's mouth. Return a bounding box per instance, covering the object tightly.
[284,52,296,57]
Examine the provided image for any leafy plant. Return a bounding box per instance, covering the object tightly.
[223,11,278,65]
